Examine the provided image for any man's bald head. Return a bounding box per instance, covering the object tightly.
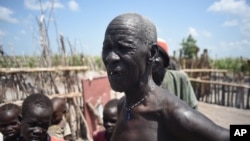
[105,13,157,47]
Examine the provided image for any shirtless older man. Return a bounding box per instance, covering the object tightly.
[102,12,229,141]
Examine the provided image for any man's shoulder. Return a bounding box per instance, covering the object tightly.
[154,86,181,104]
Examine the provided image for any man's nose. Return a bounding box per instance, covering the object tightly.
[105,51,120,64]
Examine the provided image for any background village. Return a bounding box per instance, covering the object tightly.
[1,1,250,141]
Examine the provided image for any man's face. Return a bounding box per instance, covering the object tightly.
[21,107,51,141]
[102,24,148,92]
[0,109,21,140]
[152,53,165,73]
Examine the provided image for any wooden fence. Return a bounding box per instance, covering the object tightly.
[1,67,249,140]
[0,66,91,140]
[183,69,250,109]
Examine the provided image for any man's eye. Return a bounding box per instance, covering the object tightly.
[102,45,112,52]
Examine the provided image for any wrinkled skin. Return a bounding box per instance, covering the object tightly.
[102,13,229,141]
[103,106,118,141]
[0,109,21,141]
[102,34,147,93]
[21,106,51,141]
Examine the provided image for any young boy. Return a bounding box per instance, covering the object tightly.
[93,99,119,141]
[0,103,22,141]
[48,97,73,141]
[20,93,64,141]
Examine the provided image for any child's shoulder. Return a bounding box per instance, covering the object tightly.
[50,136,65,141]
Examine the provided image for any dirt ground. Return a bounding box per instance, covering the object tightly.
[198,101,250,129]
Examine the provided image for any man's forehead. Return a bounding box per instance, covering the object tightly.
[103,35,142,48]
[106,26,138,37]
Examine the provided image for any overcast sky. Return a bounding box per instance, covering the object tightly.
[0,0,250,59]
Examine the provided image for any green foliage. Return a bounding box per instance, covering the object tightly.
[1,54,249,76]
[181,35,199,59]
[27,56,36,67]
[0,54,105,71]
[212,57,250,74]
[68,55,84,66]
[52,54,63,66]
[83,55,105,71]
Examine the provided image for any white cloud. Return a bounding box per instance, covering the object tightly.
[241,18,250,37]
[0,6,18,24]
[187,27,212,38]
[68,0,79,11]
[207,0,250,17]
[219,39,250,50]
[223,19,239,27]
[201,30,212,38]
[0,29,7,37]
[208,39,250,58]
[14,36,20,41]
[208,0,250,37]
[20,29,27,35]
[24,0,64,11]
[188,27,198,37]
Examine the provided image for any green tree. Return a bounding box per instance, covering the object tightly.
[181,34,199,59]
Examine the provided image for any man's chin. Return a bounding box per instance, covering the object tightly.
[109,81,123,91]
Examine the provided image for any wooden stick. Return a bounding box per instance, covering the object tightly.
[0,66,88,74]
[189,78,250,89]
[0,92,83,106]
[181,69,228,73]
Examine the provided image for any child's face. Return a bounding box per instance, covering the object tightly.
[0,109,21,140]
[21,106,51,141]
[103,107,117,139]
[52,101,66,124]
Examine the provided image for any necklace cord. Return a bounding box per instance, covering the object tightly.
[124,95,148,120]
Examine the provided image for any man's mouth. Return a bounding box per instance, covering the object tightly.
[108,69,122,77]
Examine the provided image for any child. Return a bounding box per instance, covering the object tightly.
[0,103,21,141]
[20,93,64,141]
[48,97,73,141]
[93,99,119,141]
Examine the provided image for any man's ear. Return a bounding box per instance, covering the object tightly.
[148,44,158,63]
[18,114,22,122]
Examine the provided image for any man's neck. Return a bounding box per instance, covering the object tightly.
[124,77,155,106]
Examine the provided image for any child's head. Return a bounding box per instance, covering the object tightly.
[21,94,53,141]
[50,97,66,124]
[0,103,21,141]
[103,99,119,141]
